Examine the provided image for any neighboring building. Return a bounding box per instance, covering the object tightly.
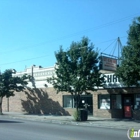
[12,65,55,88]
[2,65,140,119]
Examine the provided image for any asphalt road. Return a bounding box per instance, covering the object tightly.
[0,117,129,140]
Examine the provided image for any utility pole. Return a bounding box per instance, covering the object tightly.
[117,37,123,67]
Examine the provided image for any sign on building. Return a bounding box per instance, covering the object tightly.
[103,73,124,88]
[101,56,117,71]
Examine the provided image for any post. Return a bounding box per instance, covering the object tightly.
[0,97,3,115]
[7,98,9,112]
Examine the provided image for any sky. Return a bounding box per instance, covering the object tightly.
[0,0,140,72]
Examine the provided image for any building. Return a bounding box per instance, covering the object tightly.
[2,65,140,119]
[12,65,55,88]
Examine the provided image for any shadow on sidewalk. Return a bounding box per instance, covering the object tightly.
[0,120,23,123]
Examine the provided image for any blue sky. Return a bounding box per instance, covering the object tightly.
[0,0,140,72]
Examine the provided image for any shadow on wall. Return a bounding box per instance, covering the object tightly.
[21,88,70,116]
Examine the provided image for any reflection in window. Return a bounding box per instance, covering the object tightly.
[134,94,140,110]
[63,95,74,108]
[98,94,110,109]
[111,95,122,109]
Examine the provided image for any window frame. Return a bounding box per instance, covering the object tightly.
[134,94,140,110]
[98,94,110,110]
[63,95,75,108]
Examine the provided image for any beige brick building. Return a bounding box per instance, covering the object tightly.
[2,65,140,119]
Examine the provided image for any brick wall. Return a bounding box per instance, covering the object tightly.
[93,88,140,119]
[93,90,112,118]
[2,87,70,115]
[2,87,140,119]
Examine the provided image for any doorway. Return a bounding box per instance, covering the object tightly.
[79,95,93,115]
[122,94,134,118]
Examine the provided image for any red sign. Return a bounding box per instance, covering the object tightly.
[101,56,117,71]
[124,106,132,118]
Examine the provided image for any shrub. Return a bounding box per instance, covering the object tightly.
[73,109,88,121]
[73,110,81,121]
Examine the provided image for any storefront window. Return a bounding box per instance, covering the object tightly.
[63,95,74,108]
[134,94,140,110]
[111,95,122,109]
[98,94,110,109]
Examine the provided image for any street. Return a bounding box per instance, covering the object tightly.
[0,117,129,140]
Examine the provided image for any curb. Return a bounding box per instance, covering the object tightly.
[1,113,140,130]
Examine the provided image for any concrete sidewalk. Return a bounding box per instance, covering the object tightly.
[1,112,140,130]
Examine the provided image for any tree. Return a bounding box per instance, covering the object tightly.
[47,37,105,113]
[116,17,140,87]
[0,69,28,115]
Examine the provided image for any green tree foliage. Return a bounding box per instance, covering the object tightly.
[0,69,28,114]
[47,37,105,110]
[116,17,140,86]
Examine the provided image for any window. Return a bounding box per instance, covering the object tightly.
[98,94,110,109]
[111,95,122,109]
[134,94,140,110]
[63,95,74,108]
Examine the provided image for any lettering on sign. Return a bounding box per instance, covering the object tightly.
[103,73,124,88]
[101,56,117,71]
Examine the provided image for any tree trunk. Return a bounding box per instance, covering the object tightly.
[74,93,81,111]
[0,97,3,115]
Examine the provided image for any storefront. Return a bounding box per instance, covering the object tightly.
[2,66,140,119]
[96,56,140,119]
[63,95,93,115]
[50,72,140,119]
[94,74,140,119]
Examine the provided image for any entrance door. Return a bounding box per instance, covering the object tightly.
[123,95,133,118]
[79,95,93,115]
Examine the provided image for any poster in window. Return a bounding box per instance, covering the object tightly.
[100,99,110,109]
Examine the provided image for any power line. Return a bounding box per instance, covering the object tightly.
[0,13,139,54]
[0,55,49,66]
[101,39,117,53]
[110,40,118,56]
[0,36,127,66]
[101,37,124,59]
[0,13,139,66]
[96,36,127,45]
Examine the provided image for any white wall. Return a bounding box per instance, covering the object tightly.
[13,65,55,88]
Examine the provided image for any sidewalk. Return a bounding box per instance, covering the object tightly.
[1,112,140,130]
